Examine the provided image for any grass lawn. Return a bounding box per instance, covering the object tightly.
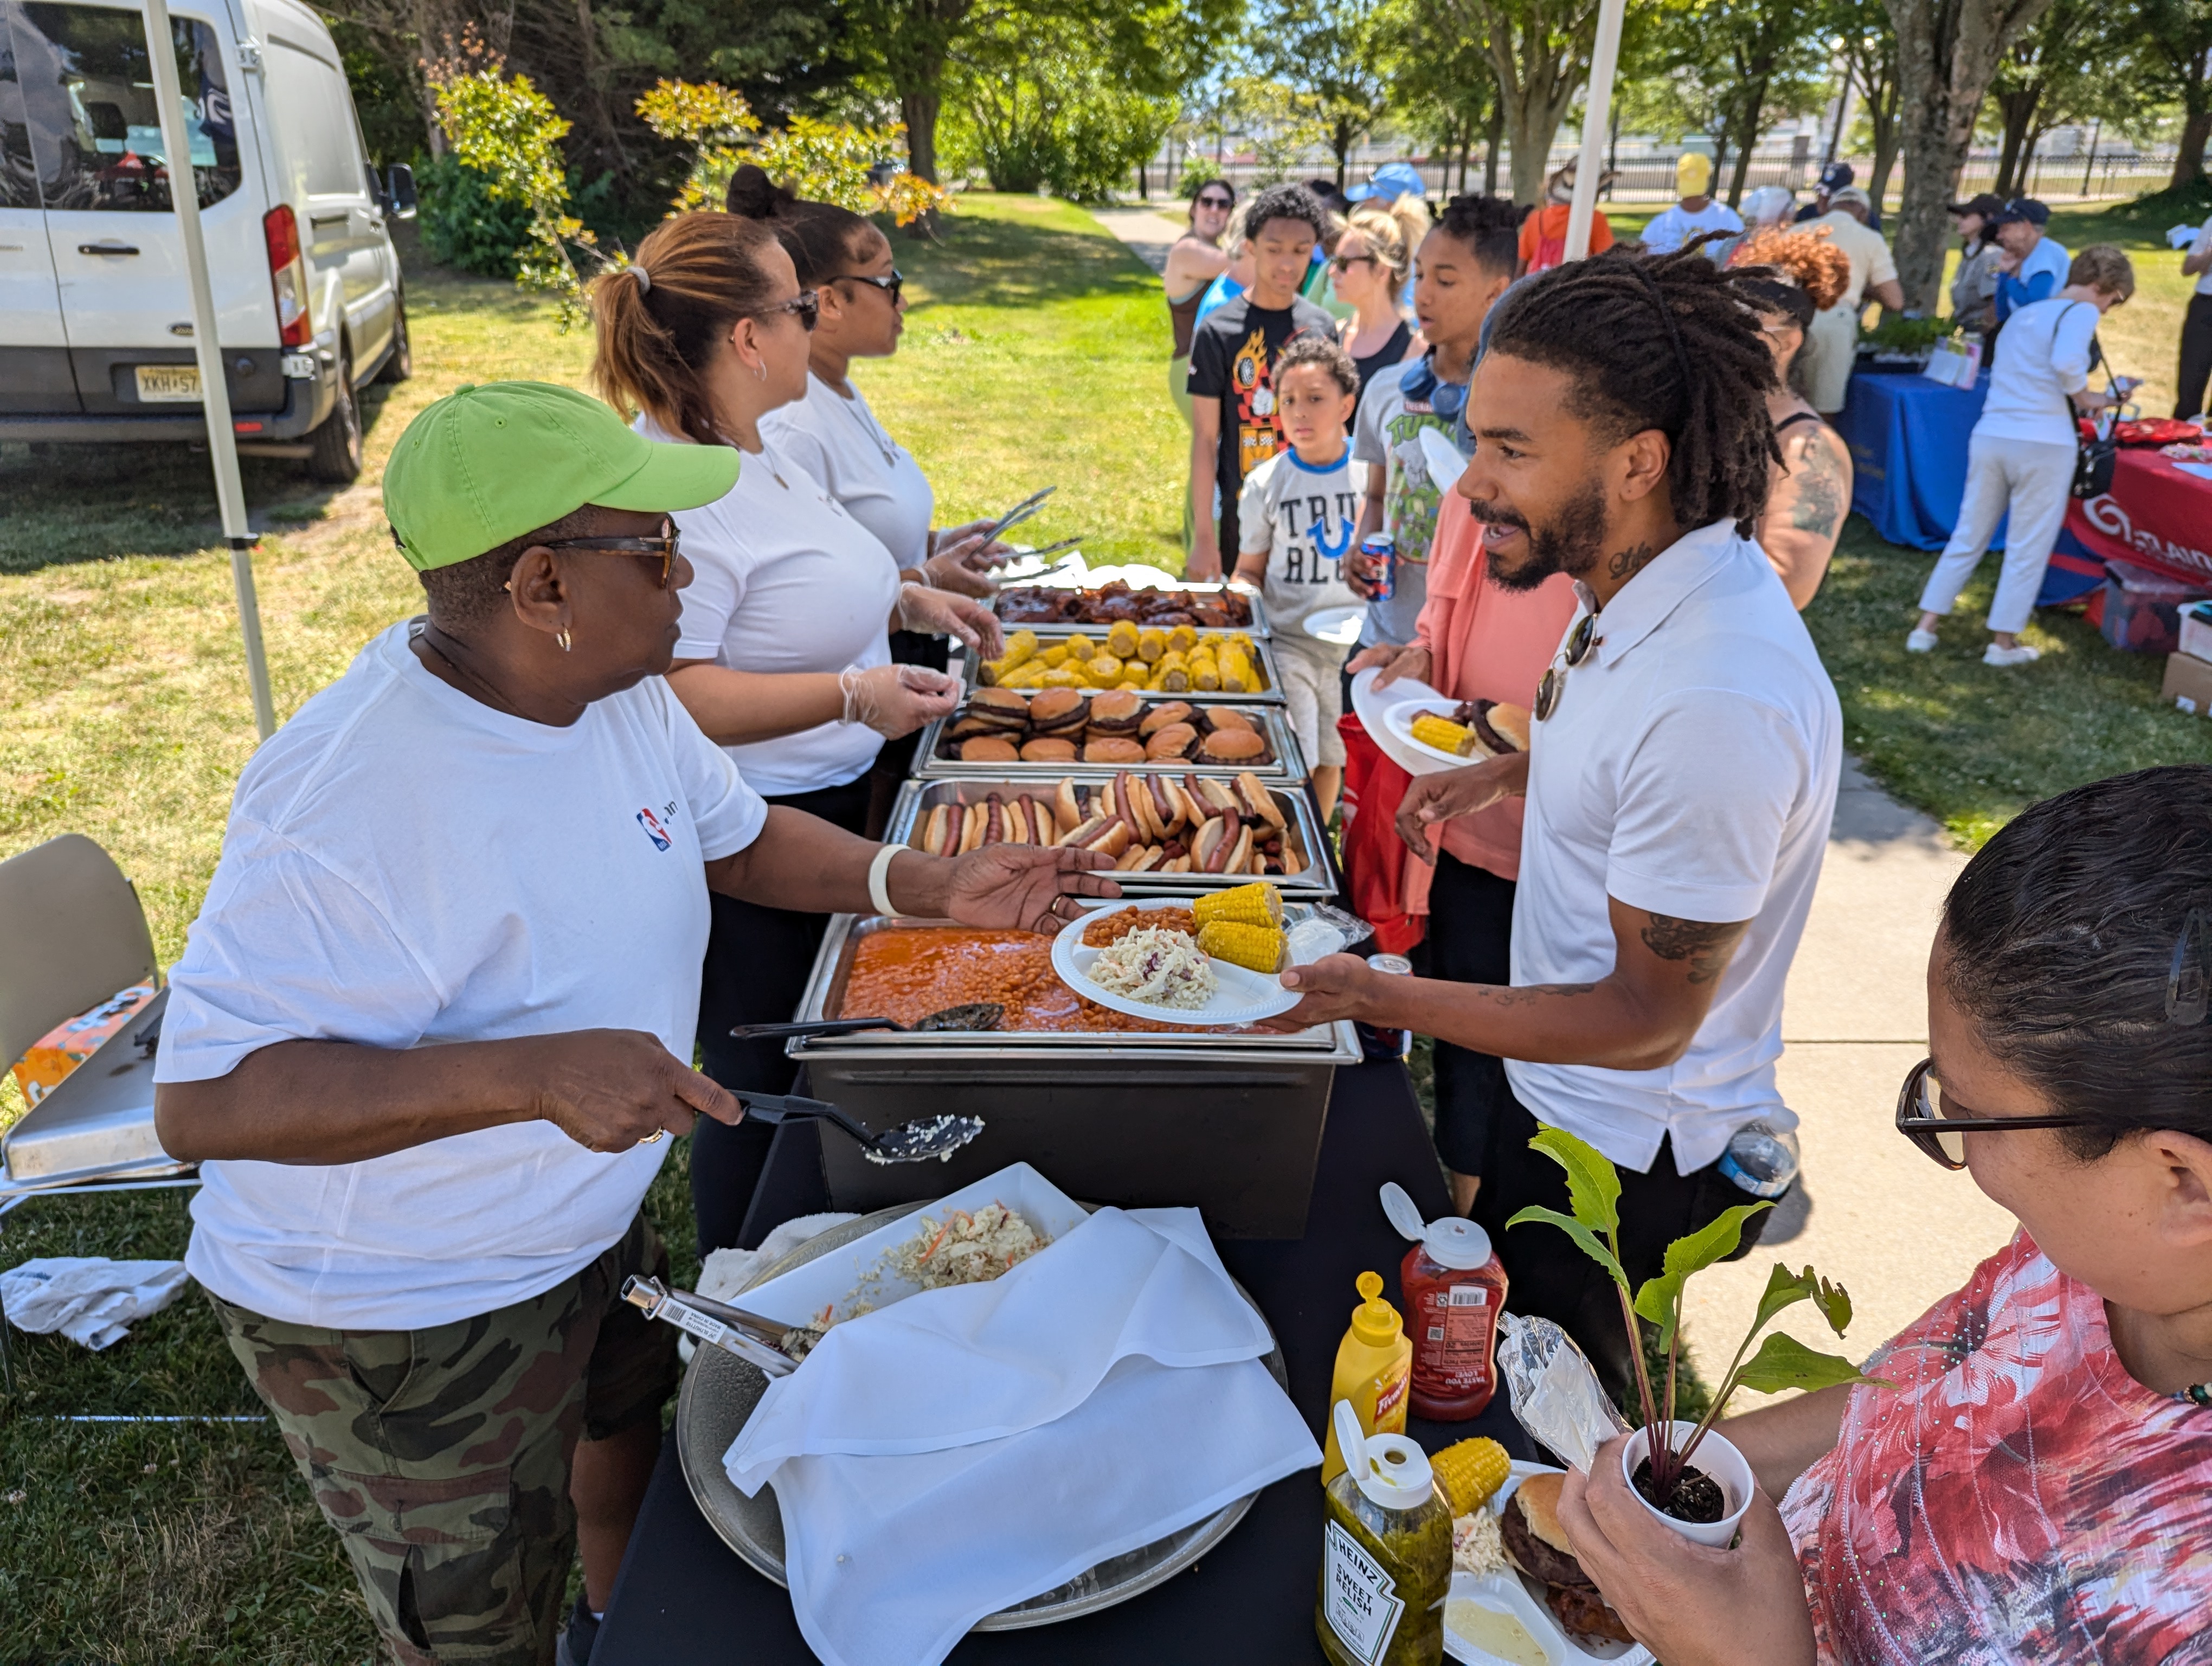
[0,183,2205,1654]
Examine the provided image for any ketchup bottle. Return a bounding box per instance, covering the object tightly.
[1381,1182,1509,1421]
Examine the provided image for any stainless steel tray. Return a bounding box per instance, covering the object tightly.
[885,774,1338,895]
[962,631,1288,704]
[993,580,1271,638]
[0,986,189,1190]
[916,696,1307,782]
[673,1203,1288,1629]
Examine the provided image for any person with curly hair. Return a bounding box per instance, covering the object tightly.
[1727,229,1856,607]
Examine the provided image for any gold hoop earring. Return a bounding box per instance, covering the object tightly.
[557,625,573,652]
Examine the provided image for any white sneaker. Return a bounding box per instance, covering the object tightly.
[1983,642,2042,667]
[1905,629,1939,653]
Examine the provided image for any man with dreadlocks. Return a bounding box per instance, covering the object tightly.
[1278,249,1842,1398]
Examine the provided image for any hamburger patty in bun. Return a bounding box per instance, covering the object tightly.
[1499,1473,1635,1646]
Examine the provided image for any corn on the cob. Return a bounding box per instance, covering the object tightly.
[1038,665,1085,688]
[1117,675,1150,691]
[1219,645,1256,693]
[1038,643,1071,669]
[1194,881,1283,927]
[1191,658,1221,691]
[1167,623,1197,653]
[1086,653,1123,685]
[1155,651,1189,692]
[992,629,1038,678]
[1410,714,1472,754]
[1431,1438,1512,1517]
[997,663,1046,689]
[1196,919,1285,973]
[1105,620,1140,659]
[1136,627,1167,664]
[1063,633,1095,661]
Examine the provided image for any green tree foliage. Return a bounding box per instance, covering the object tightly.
[1825,0,1902,206]
[1624,0,1830,206]
[1223,75,1337,184]
[415,155,531,276]
[940,16,1181,200]
[1419,0,1603,205]
[2134,0,2212,188]
[1380,0,1503,195]
[1982,0,2100,196]
[633,80,948,220]
[1248,0,1394,186]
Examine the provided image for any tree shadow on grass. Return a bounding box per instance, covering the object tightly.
[896,207,1157,312]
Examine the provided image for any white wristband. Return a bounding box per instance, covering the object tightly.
[867,843,905,918]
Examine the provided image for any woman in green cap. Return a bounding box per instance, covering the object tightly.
[152,379,1116,1666]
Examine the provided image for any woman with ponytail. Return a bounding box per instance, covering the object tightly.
[589,209,1000,1255]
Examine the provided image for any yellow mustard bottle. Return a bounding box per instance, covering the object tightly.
[1320,1271,1412,1483]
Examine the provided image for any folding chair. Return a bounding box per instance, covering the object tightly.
[0,835,197,1394]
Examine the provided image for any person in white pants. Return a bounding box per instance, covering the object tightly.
[1910,244,2136,667]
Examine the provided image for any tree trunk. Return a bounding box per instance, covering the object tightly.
[1992,85,2040,196]
[1499,82,1578,204]
[2174,106,2212,189]
[1886,0,2057,312]
[1478,1,1592,206]
[1483,99,1504,194]
[902,85,943,184]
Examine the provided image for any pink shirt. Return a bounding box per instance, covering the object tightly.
[1402,490,1578,911]
[1783,1230,2212,1664]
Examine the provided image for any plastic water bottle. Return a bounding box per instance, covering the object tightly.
[1719,1120,1800,1199]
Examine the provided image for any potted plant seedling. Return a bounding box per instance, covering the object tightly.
[1507,1128,1883,1540]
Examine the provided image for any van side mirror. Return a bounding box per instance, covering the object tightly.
[387,163,418,221]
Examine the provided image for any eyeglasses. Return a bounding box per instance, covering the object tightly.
[1893,1056,2106,1170]
[540,517,681,588]
[748,290,820,331]
[1330,252,1378,274]
[837,268,904,305]
[1533,612,1599,722]
[1195,195,1233,210]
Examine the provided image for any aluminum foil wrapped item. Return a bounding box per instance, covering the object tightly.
[1497,1311,1631,1473]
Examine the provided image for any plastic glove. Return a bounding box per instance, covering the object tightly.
[921,547,999,599]
[838,663,961,738]
[896,582,1004,658]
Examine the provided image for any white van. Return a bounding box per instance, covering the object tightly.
[0,0,414,481]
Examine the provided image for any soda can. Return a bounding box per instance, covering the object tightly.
[1360,533,1396,603]
[1359,952,1413,1060]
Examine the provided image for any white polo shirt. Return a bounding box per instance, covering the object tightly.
[1506,522,1841,1175]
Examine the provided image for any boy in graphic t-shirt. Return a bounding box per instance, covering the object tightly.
[1235,335,1364,821]
[1187,181,1336,579]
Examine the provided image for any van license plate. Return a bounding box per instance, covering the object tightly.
[135,365,201,401]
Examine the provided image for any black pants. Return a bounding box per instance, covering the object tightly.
[1426,852,1516,1177]
[691,774,873,1257]
[1471,1096,1771,1407]
[2178,293,2212,421]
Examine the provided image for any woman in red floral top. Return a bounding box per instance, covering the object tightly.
[1553,764,2212,1666]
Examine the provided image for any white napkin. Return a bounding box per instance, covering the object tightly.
[772,1354,1319,1666]
[726,1206,1272,1485]
[696,1213,858,1306]
[0,1256,189,1349]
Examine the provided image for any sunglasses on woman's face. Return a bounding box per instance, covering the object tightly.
[1892,1056,2106,1170]
[1533,612,1599,722]
[838,268,904,305]
[748,290,820,332]
[541,517,681,588]
[1331,252,1378,274]
[1196,195,1232,211]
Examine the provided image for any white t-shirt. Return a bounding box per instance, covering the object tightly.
[646,418,903,797]
[1236,445,1364,634]
[155,621,768,1329]
[1640,200,1744,257]
[1811,211,1898,310]
[760,372,935,571]
[1975,296,2099,449]
[2192,221,2212,297]
[1507,523,1842,1176]
[1351,354,1457,648]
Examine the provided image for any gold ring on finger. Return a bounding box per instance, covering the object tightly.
[640,1129,666,1145]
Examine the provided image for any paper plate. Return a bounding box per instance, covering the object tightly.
[1419,425,1468,494]
[1442,1463,1656,1666]
[1051,900,1302,1024]
[1302,603,1368,646]
[1382,697,1488,767]
[1348,665,1462,779]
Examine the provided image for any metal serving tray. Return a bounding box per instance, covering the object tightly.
[885,775,1339,896]
[993,579,1272,638]
[781,911,1359,1238]
[0,986,188,1191]
[961,628,1288,704]
[915,695,1307,783]
[673,1203,1289,1628]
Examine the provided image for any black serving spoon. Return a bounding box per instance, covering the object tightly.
[730,1003,1004,1041]
[736,1090,986,1167]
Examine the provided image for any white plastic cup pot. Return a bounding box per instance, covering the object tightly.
[1619,1420,1754,1547]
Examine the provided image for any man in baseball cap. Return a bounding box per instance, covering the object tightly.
[1795,160,1879,230]
[1988,197,2071,321]
[156,381,1116,1665]
[1799,184,1904,413]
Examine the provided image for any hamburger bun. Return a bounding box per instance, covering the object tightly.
[966,687,1031,731]
[1145,722,1198,761]
[1199,705,1256,732]
[1086,689,1145,735]
[960,735,1020,764]
[1465,697,1531,758]
[1027,687,1088,733]
[1140,700,1195,738]
[1019,736,1078,764]
[1083,737,1146,766]
[1500,1476,1636,1646]
[1196,725,1267,766]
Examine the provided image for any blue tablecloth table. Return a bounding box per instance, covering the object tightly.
[1835,371,2006,553]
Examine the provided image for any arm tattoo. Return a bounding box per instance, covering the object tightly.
[1606,541,1661,581]
[1639,913,1750,985]
[1488,982,1598,1007]
[1785,438,1846,540]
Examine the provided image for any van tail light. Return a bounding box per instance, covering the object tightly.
[262,205,311,348]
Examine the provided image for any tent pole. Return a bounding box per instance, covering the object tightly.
[1566,0,1626,262]
[141,0,276,742]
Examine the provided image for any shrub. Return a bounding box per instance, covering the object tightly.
[416,155,530,278]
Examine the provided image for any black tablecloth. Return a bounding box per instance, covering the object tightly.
[596,1060,1531,1664]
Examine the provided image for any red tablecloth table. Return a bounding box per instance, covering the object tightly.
[2059,450,2212,593]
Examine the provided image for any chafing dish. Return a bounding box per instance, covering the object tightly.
[960,628,1288,705]
[993,579,1272,638]
[915,695,1307,782]
[776,909,1360,1239]
[884,776,1338,896]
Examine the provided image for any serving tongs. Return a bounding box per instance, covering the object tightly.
[735,1088,986,1165]
[620,1276,820,1375]
[731,1002,1004,1041]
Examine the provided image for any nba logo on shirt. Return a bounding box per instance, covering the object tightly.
[636,808,673,851]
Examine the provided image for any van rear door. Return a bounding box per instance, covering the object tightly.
[11,1,279,414]
[0,0,78,411]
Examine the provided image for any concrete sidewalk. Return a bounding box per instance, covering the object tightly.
[1081,202,2021,1396]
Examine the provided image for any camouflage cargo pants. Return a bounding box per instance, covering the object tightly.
[210,1213,678,1666]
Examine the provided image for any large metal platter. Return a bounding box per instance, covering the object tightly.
[674,1203,1289,1630]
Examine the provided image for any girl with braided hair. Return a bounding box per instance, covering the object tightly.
[1276,249,1842,1399]
[1726,230,1856,607]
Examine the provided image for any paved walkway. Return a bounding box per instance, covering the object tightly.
[1082,204,2021,1399]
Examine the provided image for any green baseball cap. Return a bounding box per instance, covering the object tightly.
[384,381,741,571]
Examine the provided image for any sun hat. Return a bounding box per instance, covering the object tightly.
[1947,191,2006,219]
[1675,151,1714,196]
[1828,186,1874,212]
[1346,162,1427,203]
[384,381,741,572]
